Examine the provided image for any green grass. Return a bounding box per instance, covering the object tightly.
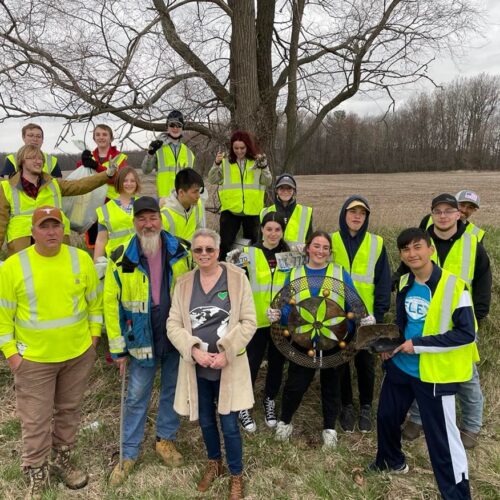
[0,227,499,499]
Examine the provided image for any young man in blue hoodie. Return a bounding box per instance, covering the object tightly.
[331,196,391,432]
[368,227,475,500]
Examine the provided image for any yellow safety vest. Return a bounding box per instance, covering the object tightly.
[156,144,195,197]
[465,222,485,243]
[244,246,289,328]
[0,245,103,362]
[399,270,479,383]
[260,204,313,246]
[1,179,70,242]
[331,231,383,314]
[95,199,135,256]
[7,152,58,175]
[101,153,128,199]
[430,233,477,286]
[161,199,203,242]
[218,159,266,215]
[290,263,345,308]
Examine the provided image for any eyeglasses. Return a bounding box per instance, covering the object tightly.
[192,247,216,255]
[431,209,458,216]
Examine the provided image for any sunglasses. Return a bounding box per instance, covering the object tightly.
[167,121,183,128]
[192,247,216,255]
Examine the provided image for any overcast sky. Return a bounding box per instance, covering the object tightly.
[0,1,499,155]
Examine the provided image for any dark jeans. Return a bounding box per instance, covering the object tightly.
[247,327,286,399]
[280,361,343,430]
[376,361,470,500]
[219,211,260,261]
[340,350,375,407]
[197,377,243,475]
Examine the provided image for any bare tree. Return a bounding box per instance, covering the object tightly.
[0,0,482,173]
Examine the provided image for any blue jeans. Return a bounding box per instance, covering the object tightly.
[197,377,242,475]
[122,351,180,460]
[409,364,483,433]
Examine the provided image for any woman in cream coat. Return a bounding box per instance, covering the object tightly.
[167,228,256,500]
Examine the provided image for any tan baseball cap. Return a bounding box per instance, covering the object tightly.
[32,206,63,227]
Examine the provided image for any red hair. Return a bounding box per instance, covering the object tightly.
[228,130,260,163]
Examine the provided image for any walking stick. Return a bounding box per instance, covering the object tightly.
[119,362,127,470]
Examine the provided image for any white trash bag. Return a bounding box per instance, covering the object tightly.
[62,167,108,233]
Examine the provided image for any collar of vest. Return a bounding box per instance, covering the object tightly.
[401,262,442,294]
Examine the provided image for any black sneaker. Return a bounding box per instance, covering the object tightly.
[366,461,409,474]
[359,405,372,433]
[238,409,256,433]
[263,397,277,428]
[340,404,355,433]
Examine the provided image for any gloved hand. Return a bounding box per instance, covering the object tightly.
[267,308,281,323]
[94,256,108,280]
[148,139,163,155]
[106,156,119,178]
[81,150,98,170]
[255,154,268,169]
[225,248,242,265]
[360,315,376,327]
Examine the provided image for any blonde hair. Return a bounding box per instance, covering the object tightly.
[16,145,43,168]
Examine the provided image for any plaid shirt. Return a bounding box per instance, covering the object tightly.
[20,175,41,199]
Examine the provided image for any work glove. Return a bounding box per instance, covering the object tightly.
[225,248,242,265]
[360,314,376,327]
[148,139,163,155]
[106,156,119,178]
[267,308,281,323]
[254,154,268,169]
[81,150,98,170]
[94,256,108,280]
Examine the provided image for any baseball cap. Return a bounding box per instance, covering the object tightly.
[133,196,160,216]
[431,193,458,210]
[275,174,296,190]
[456,190,480,208]
[346,199,370,212]
[32,206,63,226]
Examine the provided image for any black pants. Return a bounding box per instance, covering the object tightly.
[219,210,260,261]
[247,327,286,400]
[340,350,375,407]
[280,361,343,430]
[376,361,470,500]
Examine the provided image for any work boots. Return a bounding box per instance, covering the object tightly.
[155,438,183,466]
[197,459,224,492]
[109,459,136,487]
[24,462,50,500]
[51,446,88,489]
[228,473,244,500]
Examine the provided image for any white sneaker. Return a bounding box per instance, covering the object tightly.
[275,421,293,441]
[322,429,338,449]
[263,397,277,428]
[238,409,256,433]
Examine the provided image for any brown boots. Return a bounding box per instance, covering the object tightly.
[51,446,88,489]
[24,463,50,500]
[197,460,244,499]
[155,439,183,466]
[229,473,244,500]
[197,459,224,492]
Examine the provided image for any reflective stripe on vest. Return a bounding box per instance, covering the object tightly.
[260,204,312,245]
[465,222,485,243]
[218,159,265,215]
[331,231,383,314]
[399,270,479,383]
[430,233,477,285]
[156,145,195,197]
[160,201,202,241]
[16,247,89,330]
[96,200,135,255]
[246,246,289,328]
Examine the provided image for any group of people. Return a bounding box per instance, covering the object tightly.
[0,115,491,500]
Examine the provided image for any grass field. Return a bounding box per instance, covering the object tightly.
[0,171,499,499]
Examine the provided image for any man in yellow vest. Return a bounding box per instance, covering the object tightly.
[0,206,103,498]
[141,110,195,198]
[1,123,62,178]
[401,194,491,449]
[331,196,391,434]
[368,228,475,500]
[0,145,116,256]
[160,168,205,242]
[455,190,485,242]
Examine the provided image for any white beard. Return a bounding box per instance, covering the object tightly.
[139,231,161,257]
